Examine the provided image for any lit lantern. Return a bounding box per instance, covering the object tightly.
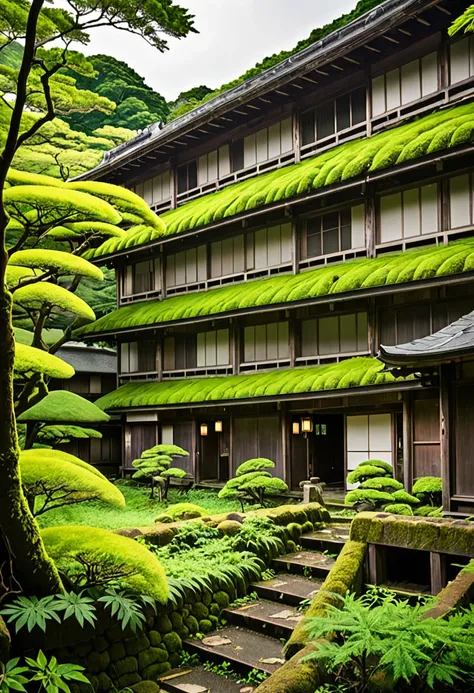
[301,417,313,433]
[200,423,208,437]
[215,420,223,433]
[292,421,300,435]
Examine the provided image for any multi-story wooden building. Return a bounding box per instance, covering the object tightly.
[76,0,474,510]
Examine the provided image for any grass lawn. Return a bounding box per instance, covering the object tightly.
[37,481,256,531]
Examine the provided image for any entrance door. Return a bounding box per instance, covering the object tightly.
[199,426,219,481]
[312,415,345,486]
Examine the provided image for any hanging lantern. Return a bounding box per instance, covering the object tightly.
[200,423,208,437]
[301,417,313,433]
[215,420,223,433]
[292,421,300,435]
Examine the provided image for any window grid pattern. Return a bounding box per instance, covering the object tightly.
[303,205,365,260]
[371,52,439,117]
[243,322,290,365]
[378,184,439,244]
[301,87,367,148]
[299,312,368,360]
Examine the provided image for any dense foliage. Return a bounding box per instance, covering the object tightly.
[219,459,288,508]
[132,444,190,499]
[345,461,421,513]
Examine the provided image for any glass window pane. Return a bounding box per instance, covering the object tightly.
[307,231,321,258]
[337,94,351,131]
[322,212,339,232]
[352,87,367,124]
[341,224,351,251]
[316,101,335,140]
[301,110,315,145]
[323,228,339,255]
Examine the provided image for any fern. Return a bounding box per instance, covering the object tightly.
[97,587,147,632]
[53,591,96,628]
[0,596,62,633]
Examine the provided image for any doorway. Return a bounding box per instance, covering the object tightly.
[311,415,345,486]
[198,420,230,482]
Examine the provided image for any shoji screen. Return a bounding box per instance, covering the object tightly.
[346,414,393,488]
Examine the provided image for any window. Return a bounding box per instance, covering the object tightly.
[121,341,156,374]
[163,330,229,371]
[166,246,207,288]
[301,88,367,146]
[163,334,196,371]
[450,36,474,85]
[177,160,198,194]
[379,184,438,243]
[231,139,244,172]
[346,414,393,487]
[122,259,161,297]
[300,312,368,357]
[371,53,438,117]
[243,322,289,363]
[243,118,293,169]
[198,146,231,186]
[247,223,292,270]
[211,235,245,278]
[303,205,365,259]
[197,329,230,367]
[134,169,171,206]
[449,174,474,229]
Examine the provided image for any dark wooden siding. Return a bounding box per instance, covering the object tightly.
[412,393,441,479]
[453,383,474,498]
[232,415,283,478]
[172,422,194,475]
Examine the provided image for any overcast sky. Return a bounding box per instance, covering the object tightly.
[79,0,358,101]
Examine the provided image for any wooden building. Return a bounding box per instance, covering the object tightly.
[50,343,121,475]
[75,0,474,508]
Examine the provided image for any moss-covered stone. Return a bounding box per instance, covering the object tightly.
[284,540,366,658]
[169,652,181,669]
[209,603,220,617]
[217,520,242,536]
[199,619,212,633]
[148,630,161,647]
[105,623,127,643]
[193,602,209,620]
[185,615,199,634]
[286,540,297,553]
[255,644,323,693]
[169,611,183,631]
[125,634,150,656]
[201,588,213,606]
[108,642,126,663]
[93,636,108,653]
[163,632,182,654]
[86,651,110,675]
[213,591,230,609]
[155,613,173,634]
[287,523,302,543]
[138,647,168,670]
[93,673,110,692]
[117,673,141,689]
[301,521,314,534]
[130,681,160,693]
[142,662,171,679]
[208,615,218,628]
[74,641,92,657]
[113,656,138,677]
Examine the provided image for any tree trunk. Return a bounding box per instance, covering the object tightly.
[0,291,63,596]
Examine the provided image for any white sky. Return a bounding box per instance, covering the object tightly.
[78,0,358,101]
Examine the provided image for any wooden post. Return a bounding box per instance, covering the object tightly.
[156,336,163,382]
[289,314,296,369]
[368,544,386,585]
[291,217,300,275]
[440,365,451,512]
[367,297,376,357]
[403,392,413,491]
[365,188,376,259]
[281,407,288,484]
[430,552,447,595]
[169,159,177,210]
[292,108,301,163]
[232,320,240,375]
[159,248,166,300]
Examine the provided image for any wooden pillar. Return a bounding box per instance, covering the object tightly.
[291,217,300,275]
[403,392,413,491]
[430,552,447,595]
[192,414,199,481]
[368,544,386,585]
[156,335,163,383]
[160,248,166,300]
[365,187,376,259]
[169,159,177,210]
[289,314,296,369]
[281,407,288,484]
[367,298,377,357]
[440,365,451,512]
[292,108,301,163]
[232,319,240,375]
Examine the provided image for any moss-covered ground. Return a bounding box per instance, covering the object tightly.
[36,482,254,531]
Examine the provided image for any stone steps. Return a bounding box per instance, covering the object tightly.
[158,666,242,692]
[223,598,302,638]
[183,625,285,675]
[300,526,350,555]
[251,572,321,606]
[272,550,336,579]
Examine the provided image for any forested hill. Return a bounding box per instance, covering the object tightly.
[168,0,385,119]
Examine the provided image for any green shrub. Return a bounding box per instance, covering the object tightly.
[383,503,414,516]
[18,390,110,423]
[359,477,403,491]
[41,525,168,601]
[346,465,389,485]
[14,282,96,322]
[199,619,212,633]
[287,523,302,543]
[414,505,443,517]
[301,521,314,534]
[345,489,394,507]
[412,476,443,506]
[166,503,207,520]
[236,458,275,476]
[132,444,189,500]
[20,448,107,479]
[391,490,420,506]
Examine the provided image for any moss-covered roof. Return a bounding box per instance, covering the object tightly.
[95,357,405,411]
[77,238,474,337]
[84,102,474,261]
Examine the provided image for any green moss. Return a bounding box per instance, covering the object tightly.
[391,490,420,506]
[124,634,150,656]
[287,523,302,542]
[166,503,207,520]
[359,477,403,491]
[14,281,96,322]
[383,503,414,516]
[286,540,297,553]
[96,673,112,691]
[94,358,405,411]
[14,342,75,379]
[412,476,442,496]
[301,521,314,534]
[138,647,168,670]
[347,464,389,485]
[78,237,474,341]
[117,674,141,689]
[9,249,103,281]
[108,642,125,662]
[184,615,199,634]
[18,391,110,424]
[193,602,209,620]
[285,540,366,658]
[162,632,182,654]
[213,591,230,609]
[86,651,110,675]
[113,656,138,677]
[130,682,160,693]
[236,457,275,476]
[199,619,212,633]
[142,662,171,679]
[155,613,173,633]
[217,520,241,536]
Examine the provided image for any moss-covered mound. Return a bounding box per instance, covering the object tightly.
[18,390,110,423]
[41,525,168,602]
[14,342,75,379]
[95,357,404,411]
[84,102,474,261]
[78,237,474,337]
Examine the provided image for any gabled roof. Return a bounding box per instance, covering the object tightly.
[95,357,408,411]
[77,238,474,338]
[83,101,474,262]
[74,0,446,183]
[56,342,117,374]
[379,311,474,367]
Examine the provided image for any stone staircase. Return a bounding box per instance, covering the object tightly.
[158,524,350,693]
